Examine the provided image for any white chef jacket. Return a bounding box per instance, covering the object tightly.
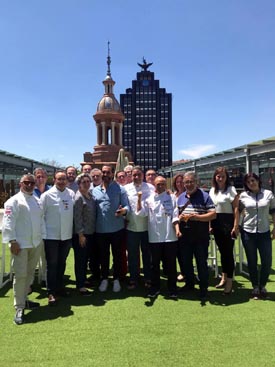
[136,191,179,243]
[2,191,45,248]
[40,186,75,241]
[125,181,155,232]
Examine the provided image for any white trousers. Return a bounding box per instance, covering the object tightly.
[11,241,43,309]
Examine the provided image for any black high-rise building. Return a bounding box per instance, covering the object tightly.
[120,59,172,172]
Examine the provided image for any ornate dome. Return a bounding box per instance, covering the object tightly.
[97,95,121,112]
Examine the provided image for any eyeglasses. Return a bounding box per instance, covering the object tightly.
[81,180,91,184]
[22,181,35,186]
[117,175,125,179]
[184,180,195,185]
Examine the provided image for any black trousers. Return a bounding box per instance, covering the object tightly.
[96,229,124,280]
[45,239,71,295]
[212,214,235,278]
[150,241,177,293]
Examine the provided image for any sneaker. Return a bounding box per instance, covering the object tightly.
[177,274,185,282]
[48,294,57,306]
[25,300,40,310]
[147,289,160,298]
[260,287,267,298]
[251,286,260,299]
[113,279,121,292]
[99,279,108,292]
[14,308,24,325]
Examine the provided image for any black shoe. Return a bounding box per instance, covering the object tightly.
[147,289,160,298]
[25,300,40,310]
[169,292,178,299]
[14,308,24,325]
[79,289,92,296]
[56,289,71,297]
[200,288,208,300]
[179,284,195,293]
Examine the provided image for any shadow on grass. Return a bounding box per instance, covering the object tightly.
[24,301,74,324]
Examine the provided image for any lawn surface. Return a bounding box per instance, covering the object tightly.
[1,238,275,367]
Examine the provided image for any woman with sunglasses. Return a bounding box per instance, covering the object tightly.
[73,173,96,295]
[239,173,275,299]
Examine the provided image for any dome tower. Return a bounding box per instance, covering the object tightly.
[82,42,132,169]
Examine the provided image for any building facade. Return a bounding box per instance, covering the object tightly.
[120,59,172,172]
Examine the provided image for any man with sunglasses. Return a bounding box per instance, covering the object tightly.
[2,174,46,325]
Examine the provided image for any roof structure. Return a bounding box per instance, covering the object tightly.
[159,137,275,188]
[0,149,59,177]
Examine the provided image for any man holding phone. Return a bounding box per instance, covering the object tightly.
[92,165,130,293]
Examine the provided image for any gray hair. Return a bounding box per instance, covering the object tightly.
[183,171,197,181]
[91,168,102,176]
[20,174,35,183]
[124,165,134,171]
[33,167,48,176]
[76,173,92,185]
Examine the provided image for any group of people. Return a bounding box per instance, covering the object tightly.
[2,163,275,325]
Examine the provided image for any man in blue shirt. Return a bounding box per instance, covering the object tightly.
[93,165,130,292]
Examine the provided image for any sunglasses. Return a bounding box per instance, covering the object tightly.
[22,181,35,186]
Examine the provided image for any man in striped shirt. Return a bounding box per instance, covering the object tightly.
[177,171,216,300]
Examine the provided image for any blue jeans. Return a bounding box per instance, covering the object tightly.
[241,230,272,288]
[126,230,151,282]
[44,239,72,295]
[73,234,93,289]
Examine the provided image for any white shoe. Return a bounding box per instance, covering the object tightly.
[99,279,108,292]
[113,279,121,292]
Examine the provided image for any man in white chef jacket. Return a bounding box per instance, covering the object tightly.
[40,170,75,305]
[2,174,45,325]
[136,176,181,299]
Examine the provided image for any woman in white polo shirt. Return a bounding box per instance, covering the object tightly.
[239,173,275,299]
[209,167,239,295]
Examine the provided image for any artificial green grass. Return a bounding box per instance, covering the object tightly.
[1,240,275,367]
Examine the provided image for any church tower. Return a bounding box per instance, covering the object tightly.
[82,43,132,169]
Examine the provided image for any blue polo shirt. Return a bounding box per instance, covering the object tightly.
[33,184,50,198]
[93,181,130,234]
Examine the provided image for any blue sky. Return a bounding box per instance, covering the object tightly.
[1,0,275,168]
